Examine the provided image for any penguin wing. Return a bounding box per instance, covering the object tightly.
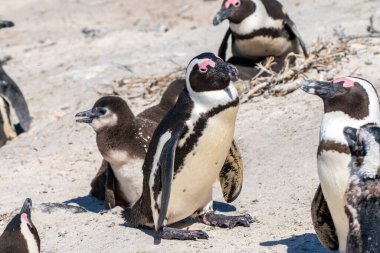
[311,185,339,250]
[218,28,232,61]
[104,163,117,209]
[283,16,308,57]
[219,140,244,203]
[157,126,185,230]
[0,66,31,131]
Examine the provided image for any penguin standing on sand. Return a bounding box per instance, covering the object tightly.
[0,20,32,147]
[76,80,244,208]
[123,52,253,240]
[301,77,380,252]
[213,0,308,79]
[0,199,40,253]
[343,125,380,253]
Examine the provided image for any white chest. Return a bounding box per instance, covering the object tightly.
[0,97,16,139]
[21,220,39,253]
[167,106,238,224]
[233,36,291,58]
[109,155,144,205]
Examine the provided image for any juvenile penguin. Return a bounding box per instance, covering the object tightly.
[0,22,32,147]
[301,77,380,252]
[123,52,253,240]
[344,125,380,253]
[213,0,308,79]
[0,199,40,253]
[79,80,245,209]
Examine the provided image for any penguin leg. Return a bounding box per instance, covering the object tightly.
[158,227,209,240]
[198,212,254,229]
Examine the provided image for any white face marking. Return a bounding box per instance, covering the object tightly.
[111,157,144,205]
[185,58,238,111]
[229,0,283,35]
[149,131,172,230]
[90,108,118,131]
[20,216,39,253]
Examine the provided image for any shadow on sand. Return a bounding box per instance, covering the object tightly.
[260,233,334,253]
[63,195,104,213]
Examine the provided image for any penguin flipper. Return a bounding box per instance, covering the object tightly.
[284,16,309,57]
[157,126,185,230]
[218,28,232,61]
[104,163,117,209]
[311,185,339,250]
[0,66,31,131]
[219,140,243,203]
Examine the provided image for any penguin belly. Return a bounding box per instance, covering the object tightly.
[167,106,238,225]
[233,36,292,58]
[0,96,16,140]
[318,150,351,253]
[107,152,144,206]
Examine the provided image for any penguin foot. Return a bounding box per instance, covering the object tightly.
[199,212,254,229]
[158,227,209,240]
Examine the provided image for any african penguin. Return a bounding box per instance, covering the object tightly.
[301,77,380,252]
[76,96,156,208]
[344,125,380,253]
[123,52,253,240]
[0,22,32,148]
[0,20,14,29]
[213,0,308,79]
[0,199,40,253]
[79,80,244,208]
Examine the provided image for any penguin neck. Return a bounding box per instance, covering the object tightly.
[229,0,282,36]
[186,83,239,113]
[20,220,40,253]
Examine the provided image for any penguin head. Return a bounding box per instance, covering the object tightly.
[185,52,238,93]
[75,96,133,131]
[2,199,40,251]
[213,0,256,25]
[344,124,380,178]
[301,77,377,118]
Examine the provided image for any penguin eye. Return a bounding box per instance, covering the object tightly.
[199,67,208,73]
[234,1,240,7]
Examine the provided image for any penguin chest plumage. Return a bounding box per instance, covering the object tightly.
[167,105,238,224]
[318,150,351,252]
[233,36,292,58]
[106,150,144,205]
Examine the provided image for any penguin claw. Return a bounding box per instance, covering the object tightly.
[159,227,209,240]
[200,212,255,229]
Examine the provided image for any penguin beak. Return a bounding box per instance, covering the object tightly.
[300,80,340,98]
[214,61,239,81]
[20,198,33,227]
[213,8,233,26]
[0,20,14,29]
[75,107,105,123]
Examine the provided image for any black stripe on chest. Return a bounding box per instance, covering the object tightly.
[232,27,291,41]
[173,98,239,177]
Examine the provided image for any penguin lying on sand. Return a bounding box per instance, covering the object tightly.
[0,199,40,253]
[76,80,244,209]
[344,125,380,253]
[213,0,308,79]
[301,77,380,252]
[123,52,253,240]
[0,21,32,147]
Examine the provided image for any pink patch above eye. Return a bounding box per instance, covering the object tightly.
[225,0,240,8]
[333,77,354,87]
[21,213,32,227]
[198,59,216,73]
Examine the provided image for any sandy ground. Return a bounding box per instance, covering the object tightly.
[1,0,380,252]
